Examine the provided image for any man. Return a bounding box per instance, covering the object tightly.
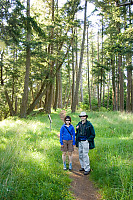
[76,111,95,175]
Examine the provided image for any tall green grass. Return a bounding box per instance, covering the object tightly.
[67,110,133,200]
[0,110,133,200]
[0,111,74,200]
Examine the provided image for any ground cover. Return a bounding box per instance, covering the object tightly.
[0,110,74,200]
[0,110,132,200]
[67,110,133,200]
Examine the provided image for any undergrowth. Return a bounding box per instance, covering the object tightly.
[0,110,74,200]
[0,109,132,200]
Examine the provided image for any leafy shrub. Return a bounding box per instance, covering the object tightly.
[99,106,108,112]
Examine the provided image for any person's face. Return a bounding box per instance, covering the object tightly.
[80,116,86,122]
[65,119,70,125]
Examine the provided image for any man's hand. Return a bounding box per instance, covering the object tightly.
[61,145,64,147]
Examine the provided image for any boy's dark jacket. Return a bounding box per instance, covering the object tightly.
[76,120,95,149]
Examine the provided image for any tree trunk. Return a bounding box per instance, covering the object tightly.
[97,30,100,108]
[53,69,59,111]
[111,58,117,110]
[27,80,47,115]
[126,65,132,112]
[131,76,133,112]
[1,50,4,86]
[103,82,105,107]
[53,0,59,111]
[91,40,94,102]
[5,90,15,116]
[100,15,104,108]
[27,42,71,115]
[107,72,110,110]
[44,85,49,112]
[65,91,71,109]
[75,27,78,82]
[65,70,71,108]
[80,69,83,102]
[118,55,124,111]
[15,96,18,114]
[116,60,119,111]
[99,69,102,107]
[87,25,91,110]
[45,83,53,114]
[72,0,87,112]
[129,2,133,112]
[63,86,68,107]
[72,28,75,108]
[58,68,62,108]
[20,0,31,118]
[126,4,132,112]
[27,9,74,115]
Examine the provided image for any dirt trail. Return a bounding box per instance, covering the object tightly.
[59,110,101,200]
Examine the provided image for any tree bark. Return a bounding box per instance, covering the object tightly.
[53,0,59,111]
[58,68,62,108]
[5,90,15,116]
[72,28,75,108]
[27,78,48,115]
[87,25,91,110]
[45,83,53,114]
[97,30,100,108]
[131,75,133,112]
[80,69,83,102]
[111,58,117,110]
[118,55,124,111]
[116,60,119,111]
[72,0,87,112]
[107,72,110,110]
[53,69,59,111]
[15,96,18,114]
[1,50,4,86]
[126,4,132,112]
[101,15,104,107]
[20,0,31,118]
[126,65,132,112]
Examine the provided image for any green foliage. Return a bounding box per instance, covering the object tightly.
[69,111,133,200]
[1,0,26,45]
[0,110,133,199]
[0,87,9,120]
[0,0,84,119]
[80,94,99,111]
[0,113,74,200]
[91,138,132,200]
[98,106,107,112]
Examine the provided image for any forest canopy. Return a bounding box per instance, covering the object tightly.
[0,0,133,119]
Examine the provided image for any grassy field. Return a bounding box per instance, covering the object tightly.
[0,109,133,200]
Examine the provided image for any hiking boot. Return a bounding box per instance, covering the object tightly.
[69,163,72,170]
[79,168,84,171]
[63,162,67,170]
[84,170,90,175]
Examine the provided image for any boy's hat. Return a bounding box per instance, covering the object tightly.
[79,112,88,118]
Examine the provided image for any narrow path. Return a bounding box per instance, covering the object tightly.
[59,110,101,200]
